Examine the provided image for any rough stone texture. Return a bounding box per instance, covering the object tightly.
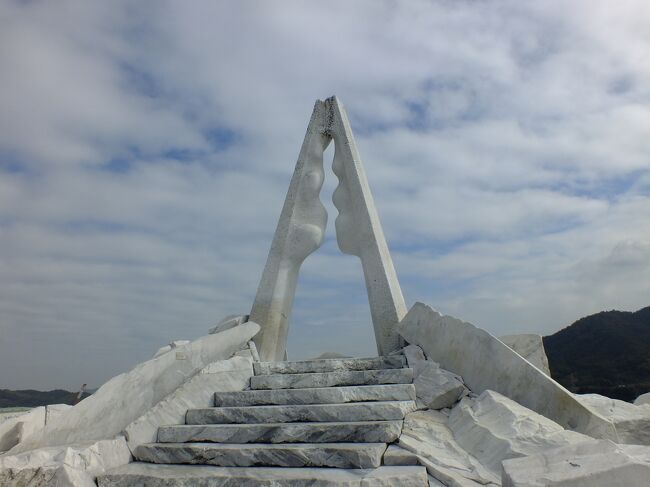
[250,97,406,361]
[215,384,416,407]
[98,463,429,486]
[398,302,618,441]
[414,361,467,410]
[448,391,592,475]
[635,392,650,406]
[158,420,403,444]
[124,355,254,451]
[0,406,45,453]
[428,475,446,487]
[134,442,388,469]
[253,356,406,375]
[501,440,650,487]
[209,315,249,335]
[383,444,419,466]
[186,401,415,425]
[153,340,192,359]
[499,334,550,375]
[0,437,131,486]
[575,393,650,445]
[250,368,413,390]
[10,322,260,453]
[398,409,500,486]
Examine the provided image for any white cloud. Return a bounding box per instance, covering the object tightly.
[1,0,649,389]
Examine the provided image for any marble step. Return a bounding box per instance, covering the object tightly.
[250,368,413,390]
[98,463,430,486]
[253,356,406,375]
[134,442,387,469]
[215,383,416,407]
[158,420,403,443]
[186,400,415,424]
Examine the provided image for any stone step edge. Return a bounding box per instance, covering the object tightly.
[253,356,406,375]
[250,368,414,390]
[97,463,430,486]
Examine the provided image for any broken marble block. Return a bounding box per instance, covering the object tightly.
[398,409,500,486]
[576,393,650,445]
[501,439,650,487]
[209,314,249,334]
[0,437,131,486]
[0,406,45,453]
[152,340,191,359]
[402,344,467,409]
[499,334,550,375]
[448,390,592,475]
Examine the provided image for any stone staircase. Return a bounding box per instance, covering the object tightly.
[98,355,429,486]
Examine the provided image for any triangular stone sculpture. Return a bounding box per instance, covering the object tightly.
[250,97,407,361]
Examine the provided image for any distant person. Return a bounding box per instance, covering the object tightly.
[73,383,87,405]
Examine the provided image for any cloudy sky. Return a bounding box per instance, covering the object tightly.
[1,1,649,390]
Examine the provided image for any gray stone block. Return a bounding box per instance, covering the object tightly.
[134,442,388,468]
[158,420,403,444]
[186,401,415,424]
[98,463,429,486]
[253,356,406,375]
[250,368,413,390]
[215,384,416,407]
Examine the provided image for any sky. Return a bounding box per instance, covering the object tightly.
[1,0,649,390]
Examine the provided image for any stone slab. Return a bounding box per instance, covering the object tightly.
[398,302,618,441]
[134,442,388,469]
[11,322,260,453]
[215,384,416,406]
[253,356,406,375]
[501,439,650,487]
[448,390,592,475]
[250,368,413,390]
[383,444,419,466]
[98,463,429,486]
[158,420,403,444]
[124,355,254,451]
[0,406,45,453]
[186,401,415,424]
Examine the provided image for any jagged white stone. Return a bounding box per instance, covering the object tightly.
[124,355,254,451]
[398,302,618,440]
[635,392,650,406]
[501,440,650,487]
[209,314,249,335]
[448,390,592,475]
[98,463,429,486]
[46,404,73,425]
[575,393,650,445]
[0,406,45,453]
[398,409,500,486]
[250,97,406,360]
[152,340,191,359]
[10,322,260,453]
[0,437,131,486]
[499,334,550,375]
[383,444,419,466]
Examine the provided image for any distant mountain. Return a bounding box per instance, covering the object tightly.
[543,306,650,402]
[0,389,90,408]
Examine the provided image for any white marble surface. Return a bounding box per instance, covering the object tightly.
[576,393,650,445]
[124,355,254,451]
[499,334,550,375]
[209,314,249,335]
[10,322,259,453]
[398,302,618,441]
[398,409,500,486]
[635,392,650,406]
[413,360,467,410]
[0,406,45,453]
[253,356,406,375]
[501,439,650,487]
[250,368,413,390]
[449,390,591,475]
[0,437,131,486]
